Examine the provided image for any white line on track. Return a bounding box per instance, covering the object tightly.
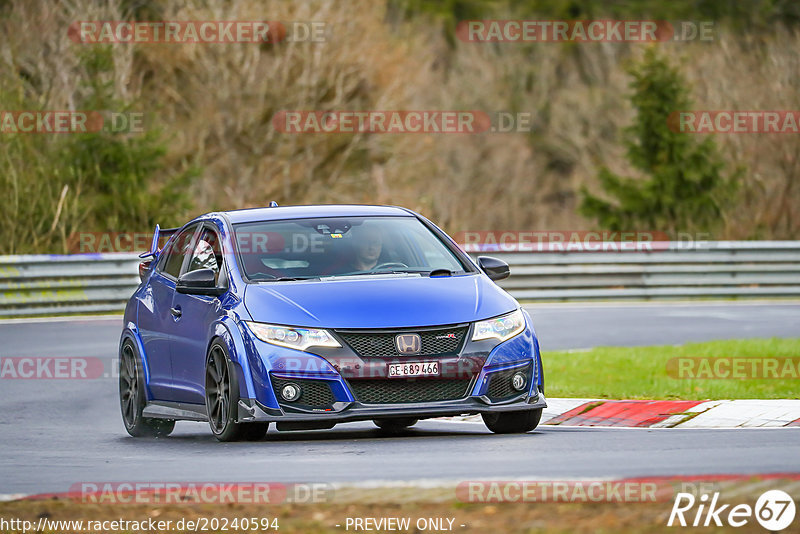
[429,419,800,430]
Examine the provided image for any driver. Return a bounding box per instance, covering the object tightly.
[351,225,383,271]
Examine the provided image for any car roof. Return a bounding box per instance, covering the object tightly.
[221,204,415,224]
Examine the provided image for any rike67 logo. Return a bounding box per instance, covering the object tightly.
[668,489,796,531]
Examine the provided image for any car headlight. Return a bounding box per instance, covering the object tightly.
[245,322,341,351]
[471,309,525,342]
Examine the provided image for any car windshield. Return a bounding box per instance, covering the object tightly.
[233,216,469,281]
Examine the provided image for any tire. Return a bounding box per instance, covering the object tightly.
[206,341,257,442]
[119,340,175,438]
[482,408,542,434]
[206,341,242,441]
[373,418,418,433]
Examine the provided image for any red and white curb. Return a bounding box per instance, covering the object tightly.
[441,399,800,428]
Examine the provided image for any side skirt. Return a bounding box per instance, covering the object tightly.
[143,401,207,421]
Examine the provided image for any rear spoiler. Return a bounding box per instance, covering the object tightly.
[138,224,179,259]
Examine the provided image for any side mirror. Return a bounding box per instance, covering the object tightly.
[138,260,152,282]
[477,256,510,281]
[176,268,225,296]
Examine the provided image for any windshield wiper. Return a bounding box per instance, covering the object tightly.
[372,268,458,277]
[327,269,423,278]
[257,276,316,282]
[369,269,430,275]
[321,269,463,279]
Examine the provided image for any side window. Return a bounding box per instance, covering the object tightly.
[187,228,223,284]
[157,225,198,279]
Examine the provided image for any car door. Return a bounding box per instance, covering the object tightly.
[136,224,199,400]
[168,225,227,404]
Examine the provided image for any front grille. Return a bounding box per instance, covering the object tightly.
[336,326,468,358]
[270,376,335,410]
[347,378,472,404]
[486,363,532,402]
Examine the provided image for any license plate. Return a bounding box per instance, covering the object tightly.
[388,361,439,378]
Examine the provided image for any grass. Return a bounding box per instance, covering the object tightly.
[541,338,800,400]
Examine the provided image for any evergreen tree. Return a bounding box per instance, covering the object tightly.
[580,48,739,235]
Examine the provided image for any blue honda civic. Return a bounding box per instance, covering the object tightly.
[119,204,546,441]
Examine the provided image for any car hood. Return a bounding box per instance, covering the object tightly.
[243,274,517,329]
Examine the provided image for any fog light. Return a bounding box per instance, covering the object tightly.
[280,383,301,402]
[511,372,527,391]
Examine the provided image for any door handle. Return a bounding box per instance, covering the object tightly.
[170,307,182,318]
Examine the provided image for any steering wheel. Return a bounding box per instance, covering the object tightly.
[372,262,409,271]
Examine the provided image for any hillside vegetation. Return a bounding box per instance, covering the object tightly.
[1,0,798,253]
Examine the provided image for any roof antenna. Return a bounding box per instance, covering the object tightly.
[268,201,279,207]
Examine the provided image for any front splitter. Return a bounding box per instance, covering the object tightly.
[237,393,547,424]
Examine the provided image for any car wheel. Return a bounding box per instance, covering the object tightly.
[206,341,250,442]
[119,340,175,437]
[373,418,418,433]
[482,409,542,434]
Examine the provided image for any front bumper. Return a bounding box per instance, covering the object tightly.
[240,314,545,424]
[237,391,547,424]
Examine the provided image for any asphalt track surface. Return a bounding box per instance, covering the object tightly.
[0,302,798,495]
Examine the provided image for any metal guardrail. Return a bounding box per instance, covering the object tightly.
[1,242,799,316]
[0,253,141,317]
[483,241,800,301]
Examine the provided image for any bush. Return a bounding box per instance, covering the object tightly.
[0,46,198,254]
